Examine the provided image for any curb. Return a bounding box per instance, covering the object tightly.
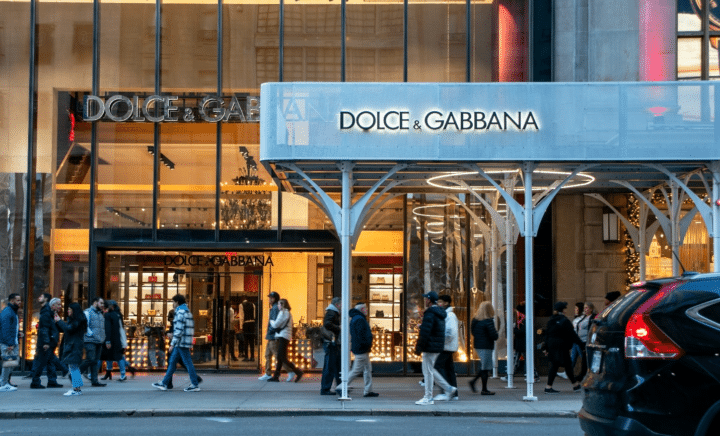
[0,409,579,420]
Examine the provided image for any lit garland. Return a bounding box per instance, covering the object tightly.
[624,194,641,290]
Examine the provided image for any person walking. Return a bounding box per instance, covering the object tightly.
[469,301,499,395]
[100,300,128,381]
[259,292,293,381]
[339,303,378,397]
[241,298,256,362]
[433,294,458,401]
[572,302,596,381]
[79,297,106,387]
[55,302,87,396]
[320,297,342,395]
[29,294,64,389]
[414,291,455,405]
[0,293,23,392]
[542,301,583,394]
[223,301,238,362]
[267,299,303,383]
[152,294,201,392]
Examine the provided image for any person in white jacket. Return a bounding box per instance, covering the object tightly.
[433,294,459,401]
[267,299,304,383]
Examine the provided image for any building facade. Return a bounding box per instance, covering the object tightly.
[0,0,716,375]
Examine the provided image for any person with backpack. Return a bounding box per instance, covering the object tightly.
[338,302,378,397]
[78,297,106,387]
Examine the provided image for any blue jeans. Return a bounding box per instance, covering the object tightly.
[162,347,199,387]
[69,364,83,389]
[103,359,127,377]
[320,341,340,393]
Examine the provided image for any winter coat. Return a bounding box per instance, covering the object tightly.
[83,306,106,344]
[573,313,594,343]
[542,313,583,364]
[415,305,446,354]
[57,315,88,366]
[471,318,498,350]
[349,308,373,355]
[0,305,19,346]
[513,314,527,353]
[270,309,293,341]
[170,304,195,349]
[323,304,341,344]
[101,310,125,362]
[443,307,459,352]
[265,303,279,340]
[37,304,60,350]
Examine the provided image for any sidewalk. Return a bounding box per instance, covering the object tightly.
[0,373,583,419]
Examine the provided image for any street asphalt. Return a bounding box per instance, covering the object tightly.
[0,372,583,419]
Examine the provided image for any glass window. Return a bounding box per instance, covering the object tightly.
[678,0,702,32]
[678,37,702,79]
[346,4,404,82]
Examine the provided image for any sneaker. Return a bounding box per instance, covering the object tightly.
[451,393,459,401]
[364,392,380,397]
[118,376,127,382]
[433,393,450,401]
[258,374,271,381]
[557,371,568,380]
[481,390,496,396]
[415,397,434,405]
[47,382,64,388]
[294,371,304,383]
[0,384,17,392]
[63,389,82,396]
[544,388,560,394]
[184,385,200,392]
[152,382,167,391]
[573,384,582,392]
[418,380,425,387]
[500,376,508,381]
[286,372,295,382]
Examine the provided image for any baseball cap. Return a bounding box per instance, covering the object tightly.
[423,291,439,303]
[553,301,568,312]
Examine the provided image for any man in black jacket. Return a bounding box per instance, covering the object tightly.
[338,303,379,398]
[29,294,64,389]
[320,297,341,395]
[414,291,455,405]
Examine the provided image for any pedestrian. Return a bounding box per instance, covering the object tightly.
[542,301,583,394]
[55,302,87,396]
[29,294,64,389]
[267,299,304,383]
[78,297,106,387]
[571,302,596,381]
[338,302,378,397]
[153,294,201,392]
[259,292,294,381]
[241,298,256,362]
[100,300,130,381]
[604,291,621,307]
[320,296,342,395]
[433,294,458,401]
[469,301,498,395]
[414,291,455,405]
[0,293,23,392]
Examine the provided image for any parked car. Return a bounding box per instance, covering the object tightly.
[579,272,720,436]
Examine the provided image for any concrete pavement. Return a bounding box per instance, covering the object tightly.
[0,372,583,419]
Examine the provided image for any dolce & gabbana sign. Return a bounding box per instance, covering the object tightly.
[83,94,260,123]
[164,254,273,267]
[339,109,539,132]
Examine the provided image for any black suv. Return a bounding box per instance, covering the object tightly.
[579,272,720,436]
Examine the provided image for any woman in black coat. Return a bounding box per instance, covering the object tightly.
[542,301,583,394]
[101,300,131,381]
[469,301,498,395]
[55,302,87,396]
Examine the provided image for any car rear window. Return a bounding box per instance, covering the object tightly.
[698,301,720,324]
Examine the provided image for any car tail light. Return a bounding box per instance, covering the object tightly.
[624,283,684,360]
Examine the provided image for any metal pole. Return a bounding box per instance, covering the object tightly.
[505,212,515,389]
[523,162,537,401]
[339,162,352,400]
[670,181,680,277]
[491,225,498,378]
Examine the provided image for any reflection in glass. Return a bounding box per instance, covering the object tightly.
[678,38,701,79]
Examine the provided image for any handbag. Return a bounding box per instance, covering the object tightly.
[119,325,128,349]
[2,358,19,368]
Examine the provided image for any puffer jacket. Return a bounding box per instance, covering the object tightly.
[471,318,498,350]
[443,307,459,352]
[415,305,446,354]
[83,306,106,344]
[170,304,195,349]
[349,308,373,355]
[0,305,19,346]
[270,309,293,341]
[37,304,60,350]
[265,303,279,340]
[323,304,341,344]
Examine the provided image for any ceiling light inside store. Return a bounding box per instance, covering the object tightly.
[427,169,595,192]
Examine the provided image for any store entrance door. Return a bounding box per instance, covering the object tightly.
[183,269,262,372]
